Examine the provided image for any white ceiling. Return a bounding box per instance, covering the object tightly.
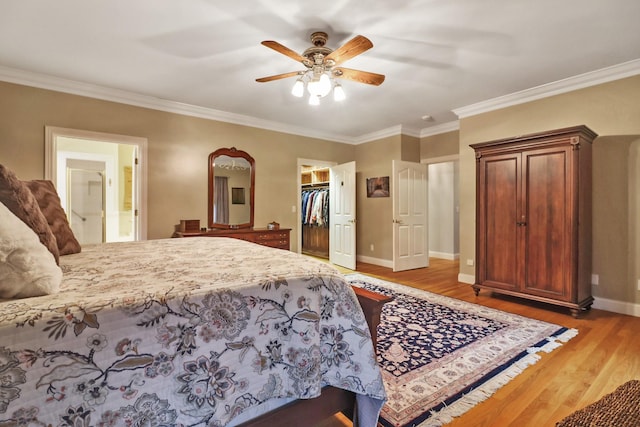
[1,0,639,143]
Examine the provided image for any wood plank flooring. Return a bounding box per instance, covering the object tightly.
[319,258,640,427]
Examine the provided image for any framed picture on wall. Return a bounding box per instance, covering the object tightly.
[232,187,245,204]
[366,176,390,198]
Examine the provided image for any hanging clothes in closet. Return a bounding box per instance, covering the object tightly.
[301,187,329,227]
[301,186,330,258]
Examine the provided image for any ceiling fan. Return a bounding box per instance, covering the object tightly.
[256,31,385,104]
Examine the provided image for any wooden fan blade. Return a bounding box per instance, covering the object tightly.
[261,40,306,63]
[325,35,373,65]
[333,67,385,86]
[256,71,301,83]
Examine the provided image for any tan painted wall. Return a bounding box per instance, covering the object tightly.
[421,130,460,158]
[355,134,401,261]
[458,75,640,304]
[400,134,421,162]
[0,81,355,250]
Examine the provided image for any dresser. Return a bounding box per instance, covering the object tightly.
[173,227,291,250]
[471,125,596,317]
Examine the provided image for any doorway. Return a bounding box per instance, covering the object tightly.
[67,160,106,244]
[424,156,460,261]
[45,126,148,242]
[297,158,336,258]
[298,158,358,270]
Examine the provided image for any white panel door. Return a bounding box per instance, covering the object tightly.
[330,161,356,270]
[393,160,429,271]
[68,167,105,245]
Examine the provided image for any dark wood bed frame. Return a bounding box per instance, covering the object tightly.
[238,286,392,427]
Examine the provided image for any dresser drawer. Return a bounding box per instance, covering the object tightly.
[254,231,290,250]
[174,227,290,250]
[254,231,289,241]
[257,239,289,250]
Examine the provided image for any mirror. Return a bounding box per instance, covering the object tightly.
[208,147,255,229]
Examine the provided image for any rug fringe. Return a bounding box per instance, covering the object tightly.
[416,329,578,427]
[555,328,579,342]
[537,328,579,353]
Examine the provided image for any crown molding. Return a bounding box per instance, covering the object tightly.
[0,65,358,144]
[3,59,638,144]
[352,125,402,144]
[420,121,460,137]
[400,126,421,138]
[453,59,640,118]
[350,125,425,144]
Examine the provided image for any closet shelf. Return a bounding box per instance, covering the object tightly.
[301,166,329,186]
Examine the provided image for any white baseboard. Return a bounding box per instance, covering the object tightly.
[356,255,393,269]
[592,297,640,317]
[429,251,459,261]
[458,273,475,284]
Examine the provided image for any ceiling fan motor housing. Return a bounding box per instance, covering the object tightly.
[303,32,333,66]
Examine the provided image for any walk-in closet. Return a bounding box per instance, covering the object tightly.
[300,165,330,258]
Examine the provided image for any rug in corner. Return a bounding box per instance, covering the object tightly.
[346,273,578,427]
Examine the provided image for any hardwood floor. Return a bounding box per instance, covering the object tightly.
[319,258,640,427]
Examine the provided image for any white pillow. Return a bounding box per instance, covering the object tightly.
[0,201,62,298]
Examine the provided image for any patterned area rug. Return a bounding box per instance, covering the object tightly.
[346,273,578,427]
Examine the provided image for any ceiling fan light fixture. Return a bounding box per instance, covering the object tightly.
[307,73,332,98]
[333,83,346,102]
[291,78,304,97]
[257,32,384,106]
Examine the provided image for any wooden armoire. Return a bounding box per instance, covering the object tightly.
[471,125,597,317]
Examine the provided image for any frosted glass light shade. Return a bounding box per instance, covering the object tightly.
[291,79,304,97]
[307,73,332,97]
[308,95,320,105]
[333,84,346,101]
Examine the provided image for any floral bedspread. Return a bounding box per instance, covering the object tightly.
[0,237,385,426]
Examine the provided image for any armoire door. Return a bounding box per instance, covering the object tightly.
[521,146,574,301]
[477,152,521,291]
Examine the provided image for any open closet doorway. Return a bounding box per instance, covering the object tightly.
[297,158,357,270]
[298,159,336,259]
[45,126,148,243]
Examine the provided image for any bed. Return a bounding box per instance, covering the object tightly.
[0,235,387,426]
[0,163,386,426]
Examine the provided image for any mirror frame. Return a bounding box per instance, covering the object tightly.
[208,147,255,229]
